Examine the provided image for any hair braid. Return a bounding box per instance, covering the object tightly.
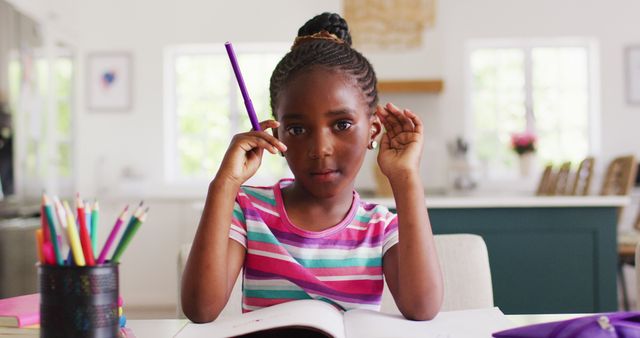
[270,13,378,116]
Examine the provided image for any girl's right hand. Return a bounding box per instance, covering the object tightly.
[214,120,287,186]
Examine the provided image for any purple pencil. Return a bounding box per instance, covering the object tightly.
[224,41,261,131]
[96,205,129,264]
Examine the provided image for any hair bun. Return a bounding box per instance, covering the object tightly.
[297,12,352,46]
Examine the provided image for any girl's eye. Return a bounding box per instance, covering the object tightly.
[335,120,353,131]
[286,126,305,136]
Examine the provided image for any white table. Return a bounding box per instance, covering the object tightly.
[127,320,187,338]
[127,314,585,338]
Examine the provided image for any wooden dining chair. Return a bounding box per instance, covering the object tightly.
[602,155,638,196]
[570,157,595,196]
[535,164,555,196]
[553,161,572,195]
[601,155,639,310]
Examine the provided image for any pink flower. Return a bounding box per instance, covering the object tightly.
[511,132,536,155]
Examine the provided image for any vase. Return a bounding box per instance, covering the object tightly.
[518,153,535,177]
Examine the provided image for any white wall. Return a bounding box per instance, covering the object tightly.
[14,0,640,310]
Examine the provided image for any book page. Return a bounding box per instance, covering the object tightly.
[175,300,346,338]
[344,307,512,338]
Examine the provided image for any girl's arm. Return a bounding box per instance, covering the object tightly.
[181,120,287,323]
[376,103,443,321]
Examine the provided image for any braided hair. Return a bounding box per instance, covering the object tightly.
[269,12,378,116]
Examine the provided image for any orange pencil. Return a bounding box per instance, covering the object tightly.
[40,204,50,243]
[76,194,95,266]
[35,229,45,264]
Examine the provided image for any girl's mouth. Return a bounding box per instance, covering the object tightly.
[310,170,339,181]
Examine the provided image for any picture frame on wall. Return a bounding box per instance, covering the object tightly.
[626,46,640,105]
[87,52,132,111]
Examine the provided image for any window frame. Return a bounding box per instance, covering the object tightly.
[464,38,601,180]
[163,43,289,186]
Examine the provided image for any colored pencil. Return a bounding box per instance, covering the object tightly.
[118,201,144,242]
[96,205,129,264]
[53,197,73,265]
[76,195,96,266]
[91,201,99,256]
[42,194,63,265]
[35,229,44,264]
[63,200,86,266]
[40,204,50,243]
[111,207,148,263]
[224,42,261,131]
[42,242,55,265]
[85,202,92,238]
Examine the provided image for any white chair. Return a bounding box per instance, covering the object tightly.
[381,233,493,314]
[177,233,494,318]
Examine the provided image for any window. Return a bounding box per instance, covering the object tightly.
[468,39,598,179]
[165,44,290,185]
[8,46,75,197]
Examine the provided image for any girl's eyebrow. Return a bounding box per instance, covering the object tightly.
[326,109,356,117]
[280,109,356,121]
[280,113,304,121]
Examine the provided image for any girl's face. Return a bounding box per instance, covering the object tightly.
[275,67,380,199]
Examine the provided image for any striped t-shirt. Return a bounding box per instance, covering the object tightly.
[229,179,399,313]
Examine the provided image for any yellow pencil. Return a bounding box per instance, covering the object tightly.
[63,200,86,266]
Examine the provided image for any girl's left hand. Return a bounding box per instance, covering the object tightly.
[375,103,424,179]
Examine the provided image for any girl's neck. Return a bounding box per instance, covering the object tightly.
[280,180,355,231]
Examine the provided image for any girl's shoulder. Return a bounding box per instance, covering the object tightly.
[357,199,397,222]
[237,183,278,204]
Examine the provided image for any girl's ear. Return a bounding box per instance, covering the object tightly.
[370,114,382,141]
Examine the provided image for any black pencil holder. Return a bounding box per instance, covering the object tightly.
[38,263,119,338]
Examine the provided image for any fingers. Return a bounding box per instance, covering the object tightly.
[234,121,288,155]
[377,105,401,136]
[258,119,280,131]
[376,103,422,136]
[385,102,416,132]
[404,109,423,135]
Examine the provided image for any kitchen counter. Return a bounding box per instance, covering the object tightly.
[365,195,629,208]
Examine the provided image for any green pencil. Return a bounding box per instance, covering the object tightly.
[91,201,99,256]
[111,207,148,263]
[113,201,143,254]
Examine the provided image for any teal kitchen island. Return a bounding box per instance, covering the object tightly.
[367,195,629,314]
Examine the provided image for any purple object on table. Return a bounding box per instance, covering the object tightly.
[493,312,640,338]
[224,41,261,131]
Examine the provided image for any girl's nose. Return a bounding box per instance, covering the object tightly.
[307,130,333,159]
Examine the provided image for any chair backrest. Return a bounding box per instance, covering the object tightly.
[553,161,572,195]
[536,164,555,196]
[380,233,493,314]
[178,234,494,317]
[601,155,638,196]
[570,157,595,195]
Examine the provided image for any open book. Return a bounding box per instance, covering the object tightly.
[175,299,513,338]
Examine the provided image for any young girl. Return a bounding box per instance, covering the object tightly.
[181,12,443,323]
